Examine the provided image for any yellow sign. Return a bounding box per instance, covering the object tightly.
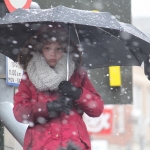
[109,66,121,86]
[92,10,99,12]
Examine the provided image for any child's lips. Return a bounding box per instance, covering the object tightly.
[49,59,56,62]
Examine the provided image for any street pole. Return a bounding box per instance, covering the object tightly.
[0,2,9,149]
[0,2,13,103]
[0,0,28,147]
[0,0,8,18]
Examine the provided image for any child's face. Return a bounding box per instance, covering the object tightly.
[42,42,64,67]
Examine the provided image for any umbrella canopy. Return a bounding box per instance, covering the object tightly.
[0,5,150,77]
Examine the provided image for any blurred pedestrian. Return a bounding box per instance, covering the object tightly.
[13,25,104,150]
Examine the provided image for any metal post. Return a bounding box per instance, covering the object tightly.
[0,1,28,147]
[0,0,7,18]
[0,2,8,149]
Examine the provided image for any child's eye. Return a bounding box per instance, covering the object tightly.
[44,47,49,50]
[57,47,63,51]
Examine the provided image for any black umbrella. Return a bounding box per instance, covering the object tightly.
[0,5,150,78]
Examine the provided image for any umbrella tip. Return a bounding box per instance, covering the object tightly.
[30,1,41,9]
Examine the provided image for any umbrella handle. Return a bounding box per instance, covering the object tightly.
[66,49,69,81]
[66,24,71,81]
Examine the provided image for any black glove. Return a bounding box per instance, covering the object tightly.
[59,142,80,150]
[47,97,73,117]
[58,81,82,100]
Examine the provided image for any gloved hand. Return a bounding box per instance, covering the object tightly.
[47,97,73,117]
[59,142,80,150]
[58,81,82,100]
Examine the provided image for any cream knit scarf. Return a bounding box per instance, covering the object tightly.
[26,52,75,91]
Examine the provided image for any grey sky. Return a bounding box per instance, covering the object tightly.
[132,0,150,17]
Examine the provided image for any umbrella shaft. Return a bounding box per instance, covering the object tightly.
[67,24,71,81]
[67,47,69,81]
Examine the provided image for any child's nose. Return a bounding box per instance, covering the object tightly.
[50,49,56,56]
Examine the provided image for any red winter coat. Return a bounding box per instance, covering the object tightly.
[13,68,104,150]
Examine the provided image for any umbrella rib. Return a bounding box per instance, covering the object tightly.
[97,27,121,41]
[73,24,81,44]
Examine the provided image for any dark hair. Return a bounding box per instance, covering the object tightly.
[18,29,82,70]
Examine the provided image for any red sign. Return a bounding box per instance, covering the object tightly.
[4,0,32,12]
[84,108,113,135]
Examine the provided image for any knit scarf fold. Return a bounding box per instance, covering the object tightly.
[26,52,75,91]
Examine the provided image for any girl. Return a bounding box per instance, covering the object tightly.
[13,25,104,150]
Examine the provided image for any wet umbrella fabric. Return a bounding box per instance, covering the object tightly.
[0,5,150,78]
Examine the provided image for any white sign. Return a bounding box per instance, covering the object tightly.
[84,113,111,133]
[10,0,28,8]
[4,0,32,12]
[91,140,108,150]
[6,57,23,86]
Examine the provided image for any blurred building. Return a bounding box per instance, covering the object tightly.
[84,1,150,148]
[84,105,133,150]
[131,1,150,148]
